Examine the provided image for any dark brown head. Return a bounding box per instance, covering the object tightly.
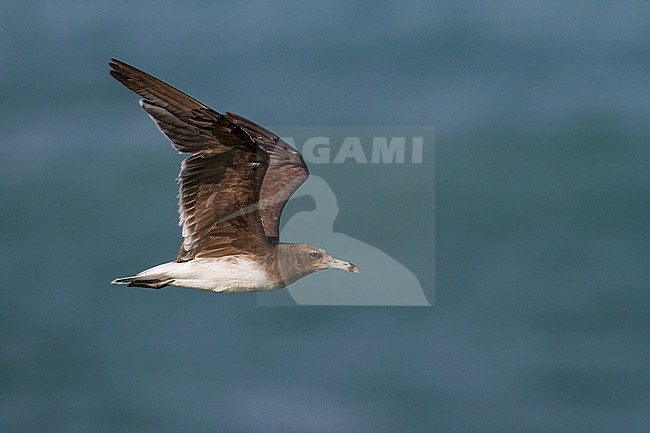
[275,243,358,287]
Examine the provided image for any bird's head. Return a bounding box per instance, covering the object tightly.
[276,243,358,286]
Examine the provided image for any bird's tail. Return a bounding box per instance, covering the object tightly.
[111,275,174,289]
[112,261,180,289]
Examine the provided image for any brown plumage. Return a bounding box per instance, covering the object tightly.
[109,59,357,292]
[226,112,309,242]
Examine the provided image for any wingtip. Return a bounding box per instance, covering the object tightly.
[108,59,125,80]
[108,58,121,70]
[109,58,134,74]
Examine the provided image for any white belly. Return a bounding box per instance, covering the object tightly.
[137,257,278,293]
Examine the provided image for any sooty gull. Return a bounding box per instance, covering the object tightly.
[109,59,358,293]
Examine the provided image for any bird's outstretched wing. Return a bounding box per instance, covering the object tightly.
[109,59,253,156]
[109,59,271,261]
[226,112,309,242]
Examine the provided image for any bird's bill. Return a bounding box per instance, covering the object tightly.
[327,257,359,273]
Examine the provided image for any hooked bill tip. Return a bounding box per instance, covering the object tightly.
[328,257,359,273]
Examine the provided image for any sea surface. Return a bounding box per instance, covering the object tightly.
[1,2,649,432]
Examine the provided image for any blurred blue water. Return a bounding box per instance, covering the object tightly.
[1,2,649,432]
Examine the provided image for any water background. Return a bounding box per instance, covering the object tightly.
[1,2,649,432]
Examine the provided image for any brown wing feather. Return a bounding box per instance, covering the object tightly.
[109,59,272,261]
[177,150,271,261]
[226,112,309,242]
[109,59,253,155]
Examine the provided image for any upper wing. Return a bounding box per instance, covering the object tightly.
[109,59,253,156]
[226,112,309,242]
[109,59,272,261]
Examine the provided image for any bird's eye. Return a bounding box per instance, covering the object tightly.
[309,251,319,258]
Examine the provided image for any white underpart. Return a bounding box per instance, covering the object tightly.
[137,257,278,293]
